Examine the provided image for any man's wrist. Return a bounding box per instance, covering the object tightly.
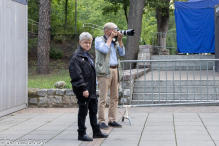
[119,43,123,48]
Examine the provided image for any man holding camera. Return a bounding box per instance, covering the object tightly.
[95,22,125,129]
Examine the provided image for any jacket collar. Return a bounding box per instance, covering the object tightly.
[77,45,94,59]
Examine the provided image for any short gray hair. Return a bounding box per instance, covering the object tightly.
[103,22,117,31]
[79,32,93,41]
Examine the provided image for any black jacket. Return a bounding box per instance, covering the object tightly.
[69,46,96,103]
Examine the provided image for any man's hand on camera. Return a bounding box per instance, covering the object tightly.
[83,90,89,98]
[117,31,124,48]
[109,30,118,38]
[118,31,123,41]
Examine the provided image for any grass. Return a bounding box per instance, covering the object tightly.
[28,69,72,89]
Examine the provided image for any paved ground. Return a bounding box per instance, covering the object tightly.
[0,106,219,146]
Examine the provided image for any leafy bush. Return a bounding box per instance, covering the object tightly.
[28,38,37,52]
[50,46,64,59]
[53,35,67,43]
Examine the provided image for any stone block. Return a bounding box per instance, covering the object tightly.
[63,96,71,104]
[122,69,146,81]
[28,88,39,96]
[47,96,54,104]
[56,89,66,96]
[39,97,47,104]
[70,96,77,104]
[123,89,131,96]
[38,89,47,97]
[54,96,62,103]
[29,98,38,104]
[120,98,127,104]
[47,89,56,95]
[66,89,74,96]
[121,79,134,89]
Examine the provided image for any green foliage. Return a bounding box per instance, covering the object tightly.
[102,0,130,23]
[77,0,128,37]
[50,46,64,60]
[28,70,71,89]
[141,11,157,45]
[28,38,37,52]
[28,0,39,21]
[53,34,67,43]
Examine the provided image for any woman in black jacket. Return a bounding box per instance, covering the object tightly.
[69,32,108,141]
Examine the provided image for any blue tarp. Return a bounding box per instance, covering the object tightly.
[174,0,219,53]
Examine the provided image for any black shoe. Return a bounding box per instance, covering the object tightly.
[108,121,122,128]
[93,132,108,138]
[78,134,93,141]
[99,122,109,130]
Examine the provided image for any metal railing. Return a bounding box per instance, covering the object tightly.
[120,59,219,107]
[28,19,38,34]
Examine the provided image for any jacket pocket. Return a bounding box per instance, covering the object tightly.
[96,61,108,74]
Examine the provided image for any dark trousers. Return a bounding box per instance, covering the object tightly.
[77,98,100,136]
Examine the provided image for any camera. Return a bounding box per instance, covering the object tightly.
[115,28,135,36]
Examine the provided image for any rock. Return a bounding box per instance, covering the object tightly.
[28,88,39,96]
[66,89,74,96]
[70,96,77,104]
[54,81,66,89]
[39,97,47,105]
[123,89,131,96]
[29,98,37,104]
[47,96,54,104]
[56,89,65,96]
[63,96,71,104]
[120,98,128,104]
[38,89,47,97]
[54,96,62,103]
[47,89,56,95]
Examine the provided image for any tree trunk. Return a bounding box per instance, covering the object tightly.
[124,0,145,69]
[64,0,68,30]
[37,0,51,74]
[123,2,128,24]
[156,0,170,50]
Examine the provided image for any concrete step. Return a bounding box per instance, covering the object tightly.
[133,86,218,93]
[133,80,219,86]
[150,62,214,70]
[150,66,214,71]
[132,93,219,100]
[131,99,219,105]
[150,55,215,70]
[151,55,215,60]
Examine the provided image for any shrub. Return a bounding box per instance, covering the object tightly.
[28,38,37,52]
[50,46,64,59]
[53,35,67,43]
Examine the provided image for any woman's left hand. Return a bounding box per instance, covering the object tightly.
[83,90,89,98]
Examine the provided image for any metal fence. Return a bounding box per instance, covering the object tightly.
[120,59,219,108]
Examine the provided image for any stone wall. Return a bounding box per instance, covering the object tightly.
[28,89,77,108]
[119,68,150,105]
[28,68,147,107]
